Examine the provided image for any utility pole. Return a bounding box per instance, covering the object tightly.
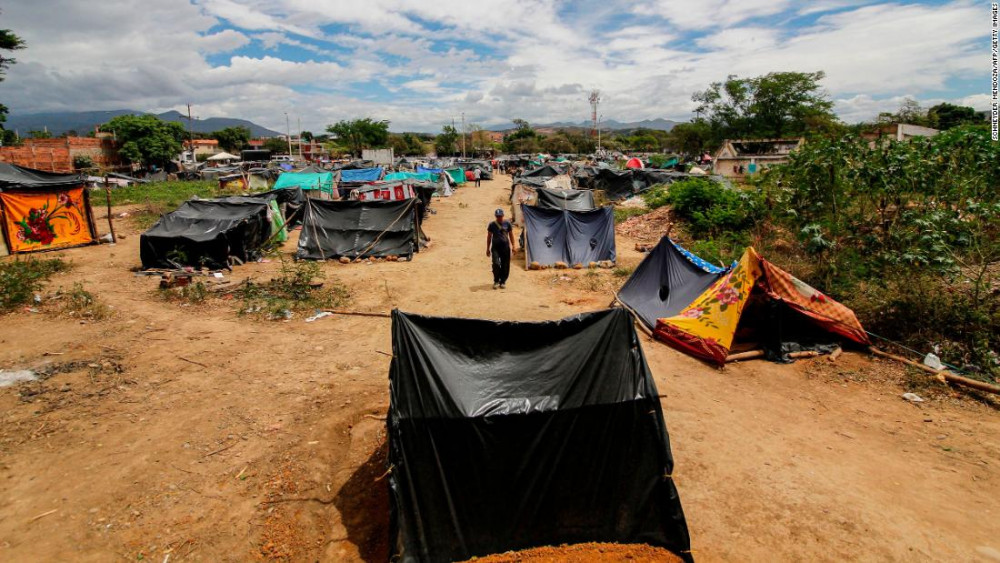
[461,112,466,159]
[186,103,194,163]
[597,114,603,154]
[297,116,302,159]
[284,112,292,157]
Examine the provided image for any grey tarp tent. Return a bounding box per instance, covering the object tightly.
[522,206,615,267]
[616,237,728,330]
[296,198,420,260]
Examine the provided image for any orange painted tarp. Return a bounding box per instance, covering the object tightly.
[1,187,94,252]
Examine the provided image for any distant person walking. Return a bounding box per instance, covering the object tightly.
[486,208,516,289]
[474,167,482,187]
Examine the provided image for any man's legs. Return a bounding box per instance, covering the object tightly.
[491,248,503,288]
[499,248,511,287]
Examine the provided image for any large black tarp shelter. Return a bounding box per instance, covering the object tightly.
[140,199,271,269]
[0,162,86,188]
[590,168,635,200]
[535,187,596,211]
[519,164,562,178]
[388,308,691,563]
[522,206,615,267]
[616,237,727,330]
[296,198,420,260]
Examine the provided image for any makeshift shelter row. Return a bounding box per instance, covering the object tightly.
[0,163,98,255]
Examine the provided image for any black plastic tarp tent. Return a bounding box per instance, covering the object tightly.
[296,198,420,260]
[388,308,691,563]
[522,206,615,267]
[535,187,596,211]
[616,237,728,330]
[519,164,562,178]
[140,199,271,269]
[590,168,635,200]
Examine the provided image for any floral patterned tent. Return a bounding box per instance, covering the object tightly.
[0,163,97,254]
[651,247,870,365]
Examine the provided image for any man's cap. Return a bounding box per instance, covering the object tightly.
[495,208,504,217]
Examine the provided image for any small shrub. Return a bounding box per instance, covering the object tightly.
[612,265,634,278]
[0,258,70,312]
[640,184,671,209]
[160,281,208,305]
[73,155,95,170]
[56,283,111,320]
[237,260,350,320]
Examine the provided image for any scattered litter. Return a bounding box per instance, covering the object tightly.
[0,369,38,387]
[902,392,925,403]
[305,311,333,323]
[922,353,944,371]
[213,272,224,279]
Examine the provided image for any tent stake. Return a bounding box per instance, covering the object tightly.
[869,347,1000,395]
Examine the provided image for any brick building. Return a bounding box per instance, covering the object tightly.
[0,137,119,172]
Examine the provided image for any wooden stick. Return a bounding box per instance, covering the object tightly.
[318,309,391,319]
[104,180,116,243]
[788,350,821,359]
[30,509,58,522]
[869,347,1000,395]
[179,357,208,368]
[828,347,843,362]
[726,349,765,362]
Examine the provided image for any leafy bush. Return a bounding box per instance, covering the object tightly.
[0,258,69,312]
[73,155,95,170]
[640,184,671,209]
[753,125,1000,381]
[160,281,208,305]
[662,178,762,238]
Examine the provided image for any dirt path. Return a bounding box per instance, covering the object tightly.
[0,175,998,562]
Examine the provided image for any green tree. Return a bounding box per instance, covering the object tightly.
[326,118,389,157]
[388,132,426,156]
[928,102,984,130]
[103,114,186,168]
[693,71,836,143]
[503,119,541,152]
[877,98,934,127]
[434,125,459,156]
[263,137,289,154]
[668,120,713,155]
[300,130,314,142]
[211,126,250,152]
[0,27,26,134]
[26,129,51,139]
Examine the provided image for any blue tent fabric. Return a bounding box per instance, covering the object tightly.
[273,171,335,194]
[417,166,443,174]
[384,171,438,182]
[340,167,384,183]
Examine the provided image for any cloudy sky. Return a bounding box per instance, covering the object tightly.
[0,0,989,133]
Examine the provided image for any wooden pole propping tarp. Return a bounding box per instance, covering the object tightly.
[869,346,1000,395]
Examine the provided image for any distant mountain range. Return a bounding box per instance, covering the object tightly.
[489,118,680,132]
[5,109,282,137]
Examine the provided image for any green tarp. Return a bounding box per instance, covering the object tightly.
[384,171,440,183]
[445,168,466,185]
[273,171,335,195]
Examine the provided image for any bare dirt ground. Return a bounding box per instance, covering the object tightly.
[0,174,999,562]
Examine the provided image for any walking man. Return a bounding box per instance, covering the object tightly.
[474,167,482,187]
[486,208,516,289]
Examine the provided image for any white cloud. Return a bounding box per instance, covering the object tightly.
[0,0,988,132]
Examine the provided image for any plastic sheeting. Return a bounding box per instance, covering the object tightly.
[617,237,726,330]
[522,206,615,267]
[388,308,691,563]
[296,198,419,260]
[0,162,85,189]
[140,199,271,269]
[535,188,596,212]
[339,167,384,183]
[273,171,335,195]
